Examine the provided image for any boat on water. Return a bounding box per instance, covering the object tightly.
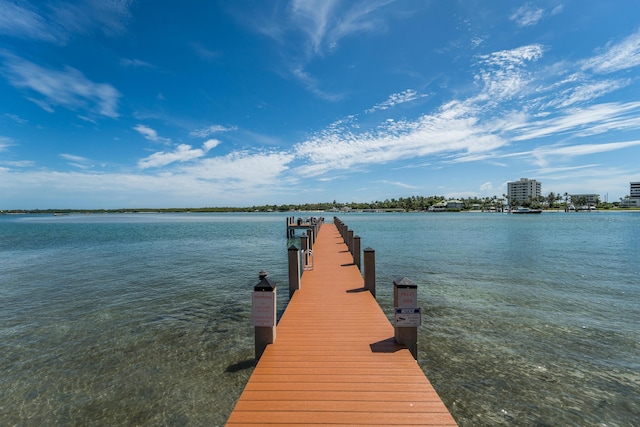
[511,207,543,214]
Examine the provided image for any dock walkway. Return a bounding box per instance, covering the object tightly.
[227,222,457,426]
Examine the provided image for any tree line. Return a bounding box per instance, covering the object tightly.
[3,193,630,215]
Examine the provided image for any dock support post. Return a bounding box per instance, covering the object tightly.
[364,247,375,297]
[252,271,277,360]
[288,245,300,298]
[353,235,361,269]
[308,226,315,249]
[347,229,354,254]
[393,277,419,360]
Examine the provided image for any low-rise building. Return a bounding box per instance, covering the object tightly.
[570,194,600,207]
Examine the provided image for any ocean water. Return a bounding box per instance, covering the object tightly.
[1,212,638,426]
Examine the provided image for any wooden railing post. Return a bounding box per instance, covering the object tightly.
[364,247,375,297]
[308,226,315,249]
[353,235,361,269]
[288,245,300,298]
[252,271,277,360]
[393,277,420,360]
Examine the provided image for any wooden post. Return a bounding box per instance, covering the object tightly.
[253,271,276,360]
[308,227,315,249]
[353,235,361,269]
[347,229,354,254]
[300,234,311,272]
[364,247,375,297]
[288,245,300,298]
[393,277,419,360]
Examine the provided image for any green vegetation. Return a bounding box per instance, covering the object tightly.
[2,194,637,214]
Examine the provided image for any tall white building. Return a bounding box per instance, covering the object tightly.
[507,178,541,205]
[623,182,640,207]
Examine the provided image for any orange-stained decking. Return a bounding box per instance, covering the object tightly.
[227,222,457,426]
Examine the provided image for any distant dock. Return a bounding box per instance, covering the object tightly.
[227,218,457,426]
[286,216,320,237]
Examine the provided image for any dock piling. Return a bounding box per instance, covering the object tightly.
[353,235,361,269]
[288,245,300,297]
[393,277,419,360]
[364,247,376,297]
[252,271,277,360]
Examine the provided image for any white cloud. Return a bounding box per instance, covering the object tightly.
[378,180,420,190]
[181,151,295,186]
[581,29,640,74]
[0,0,134,44]
[533,140,640,159]
[2,54,120,118]
[60,153,90,163]
[189,125,237,138]
[60,154,93,170]
[510,4,545,27]
[238,0,393,98]
[0,0,58,42]
[511,102,640,141]
[473,44,544,103]
[366,89,427,113]
[133,125,171,144]
[120,58,154,68]
[0,136,14,151]
[547,79,629,109]
[203,139,221,151]
[4,113,28,124]
[294,105,506,177]
[51,0,133,38]
[137,140,221,169]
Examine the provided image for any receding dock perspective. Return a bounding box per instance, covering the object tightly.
[227,217,457,426]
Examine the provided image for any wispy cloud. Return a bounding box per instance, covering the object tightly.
[292,30,640,180]
[60,153,92,169]
[134,125,171,144]
[510,4,545,27]
[511,102,640,141]
[180,151,295,186]
[0,0,134,44]
[366,89,427,113]
[4,113,28,124]
[138,140,221,169]
[530,140,640,168]
[0,0,59,42]
[189,125,237,138]
[120,58,154,69]
[60,153,90,163]
[1,54,120,118]
[236,0,394,98]
[378,180,420,189]
[545,78,630,109]
[581,29,640,74]
[189,42,221,62]
[50,0,134,38]
[0,136,13,151]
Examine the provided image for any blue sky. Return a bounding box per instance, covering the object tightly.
[1,0,640,209]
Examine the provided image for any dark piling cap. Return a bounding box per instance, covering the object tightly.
[255,270,276,291]
[393,276,417,289]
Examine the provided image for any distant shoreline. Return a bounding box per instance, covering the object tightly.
[3,207,640,215]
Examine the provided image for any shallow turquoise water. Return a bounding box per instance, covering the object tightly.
[1,212,638,426]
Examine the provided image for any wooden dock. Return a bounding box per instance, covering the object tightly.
[227,221,457,426]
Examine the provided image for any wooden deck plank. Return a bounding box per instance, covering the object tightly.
[226,222,457,426]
